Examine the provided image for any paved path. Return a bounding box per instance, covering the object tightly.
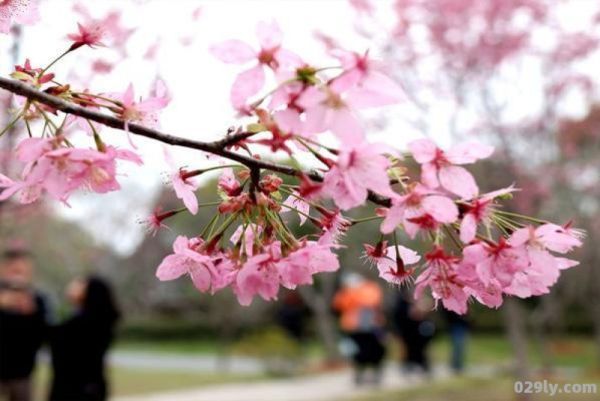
[110,350,263,374]
[113,364,455,401]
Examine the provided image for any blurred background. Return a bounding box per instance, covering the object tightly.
[1,1,600,400]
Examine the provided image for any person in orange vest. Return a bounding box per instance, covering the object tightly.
[333,273,386,385]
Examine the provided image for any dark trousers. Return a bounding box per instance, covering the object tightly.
[449,324,468,372]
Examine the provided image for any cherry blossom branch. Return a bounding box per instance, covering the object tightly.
[0,76,393,207]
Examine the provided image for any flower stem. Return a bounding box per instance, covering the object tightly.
[0,111,23,137]
[278,202,313,222]
[40,48,73,76]
[351,215,383,225]
[495,210,549,224]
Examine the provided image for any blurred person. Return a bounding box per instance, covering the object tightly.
[392,290,435,376]
[0,248,50,401]
[48,276,120,401]
[333,273,386,385]
[443,308,469,374]
[276,291,309,343]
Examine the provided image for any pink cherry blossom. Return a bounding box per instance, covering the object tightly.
[171,169,199,215]
[371,244,421,285]
[0,173,41,204]
[73,5,134,56]
[509,223,583,254]
[459,186,517,243]
[234,241,282,306]
[317,209,351,244]
[380,183,458,236]
[332,50,404,108]
[218,168,241,196]
[163,146,199,214]
[61,146,143,194]
[414,247,469,314]
[408,138,494,199]
[230,224,262,257]
[281,192,310,225]
[320,143,396,210]
[143,208,177,236]
[455,247,505,309]
[0,137,142,203]
[279,241,339,289]
[349,0,375,15]
[210,21,302,112]
[155,236,213,292]
[115,80,170,129]
[0,0,39,34]
[11,59,54,87]
[504,224,583,297]
[462,239,528,291]
[67,22,105,50]
[296,85,364,142]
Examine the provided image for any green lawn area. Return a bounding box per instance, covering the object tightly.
[430,334,599,371]
[117,334,598,367]
[33,363,263,399]
[115,338,223,354]
[342,376,600,401]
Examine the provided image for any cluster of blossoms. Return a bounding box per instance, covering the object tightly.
[0,16,584,311]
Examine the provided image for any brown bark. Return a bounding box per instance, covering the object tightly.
[299,282,342,362]
[503,298,532,401]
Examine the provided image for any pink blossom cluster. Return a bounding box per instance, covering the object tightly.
[0,136,141,204]
[156,232,340,306]
[412,221,583,314]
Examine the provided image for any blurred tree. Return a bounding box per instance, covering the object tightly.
[343,0,600,374]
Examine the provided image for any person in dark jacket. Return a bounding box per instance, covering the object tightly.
[49,276,120,401]
[392,290,435,376]
[0,248,49,401]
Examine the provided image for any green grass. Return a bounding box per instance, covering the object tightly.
[33,363,263,399]
[110,367,261,396]
[343,376,600,401]
[116,337,325,359]
[115,338,223,354]
[429,334,598,370]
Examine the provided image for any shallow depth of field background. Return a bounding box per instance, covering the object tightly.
[1,1,600,400]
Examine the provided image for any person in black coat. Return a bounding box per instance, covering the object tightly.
[392,290,435,375]
[0,248,49,401]
[49,276,120,401]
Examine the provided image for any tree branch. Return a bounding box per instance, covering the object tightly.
[0,77,391,207]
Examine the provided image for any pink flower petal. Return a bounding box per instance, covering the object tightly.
[459,212,478,243]
[422,195,459,223]
[329,107,364,142]
[189,266,211,292]
[256,20,282,50]
[439,165,479,199]
[156,254,188,281]
[408,139,438,163]
[230,65,265,110]
[421,162,439,188]
[446,141,494,164]
[210,40,256,64]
